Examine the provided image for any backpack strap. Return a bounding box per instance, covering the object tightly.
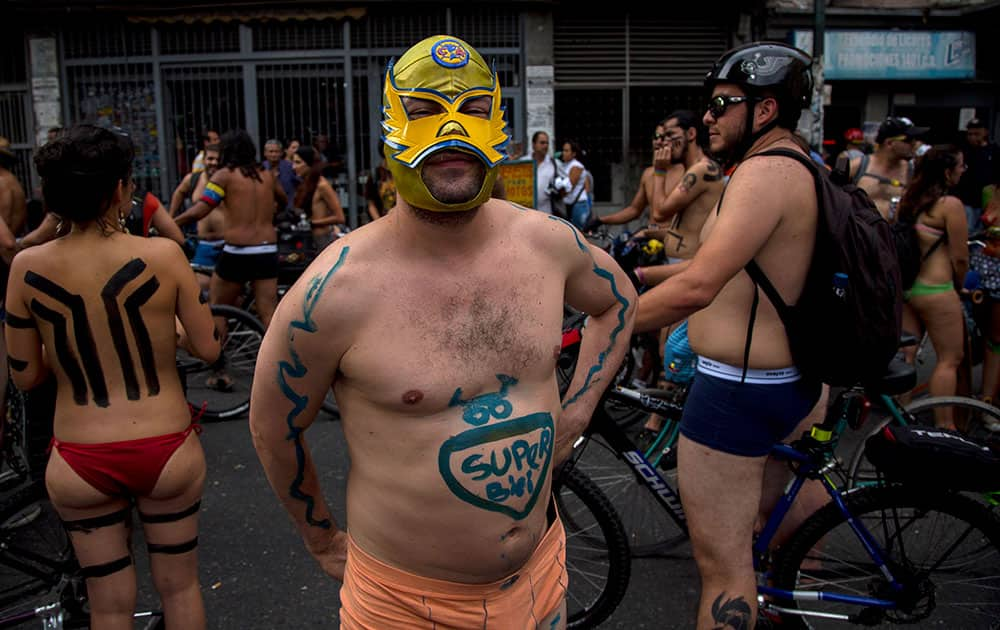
[852,153,869,185]
[735,148,821,375]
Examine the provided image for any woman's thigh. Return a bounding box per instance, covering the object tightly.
[910,291,965,362]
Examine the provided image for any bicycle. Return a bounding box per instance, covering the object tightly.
[558,375,1000,628]
[177,304,264,421]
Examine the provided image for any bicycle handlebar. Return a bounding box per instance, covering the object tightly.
[607,386,684,417]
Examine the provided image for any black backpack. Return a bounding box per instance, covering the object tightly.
[742,148,902,387]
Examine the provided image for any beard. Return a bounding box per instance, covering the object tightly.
[408,205,481,226]
[420,160,487,205]
[670,138,688,164]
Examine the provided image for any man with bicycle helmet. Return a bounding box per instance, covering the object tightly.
[250,35,636,630]
[634,42,821,629]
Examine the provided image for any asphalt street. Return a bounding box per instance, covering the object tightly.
[133,409,698,628]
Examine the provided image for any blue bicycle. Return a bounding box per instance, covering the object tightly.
[557,362,1000,629]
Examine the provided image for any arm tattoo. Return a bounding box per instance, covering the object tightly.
[679,172,697,192]
[704,160,722,182]
[547,216,631,408]
[710,593,752,630]
[276,246,349,529]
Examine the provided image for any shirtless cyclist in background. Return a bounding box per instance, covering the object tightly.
[174,130,286,328]
[170,145,226,294]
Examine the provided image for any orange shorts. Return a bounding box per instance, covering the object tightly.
[339,515,568,629]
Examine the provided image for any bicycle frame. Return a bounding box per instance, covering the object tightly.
[573,387,689,536]
[753,444,903,617]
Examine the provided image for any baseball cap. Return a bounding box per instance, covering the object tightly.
[967,118,987,130]
[876,116,929,143]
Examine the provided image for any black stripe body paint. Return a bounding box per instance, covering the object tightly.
[4,313,35,329]
[8,357,28,372]
[123,276,161,396]
[101,259,146,400]
[26,272,108,406]
[29,299,88,404]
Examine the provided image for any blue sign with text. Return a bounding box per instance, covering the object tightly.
[793,30,975,80]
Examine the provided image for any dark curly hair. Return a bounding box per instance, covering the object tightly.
[220,129,262,182]
[33,123,134,227]
[897,145,963,223]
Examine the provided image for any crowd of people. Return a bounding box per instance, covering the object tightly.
[0,30,998,630]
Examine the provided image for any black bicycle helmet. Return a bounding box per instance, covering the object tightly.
[704,42,813,164]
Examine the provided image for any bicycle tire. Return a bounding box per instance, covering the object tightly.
[178,305,264,421]
[846,396,1000,490]
[0,483,87,627]
[771,484,1000,629]
[556,467,631,630]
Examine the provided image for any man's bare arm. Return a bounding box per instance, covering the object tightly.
[168,173,193,217]
[596,170,650,226]
[250,244,352,580]
[16,213,60,250]
[652,161,718,222]
[551,217,637,463]
[175,170,228,227]
[636,158,797,333]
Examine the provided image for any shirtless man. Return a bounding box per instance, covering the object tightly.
[645,110,724,269]
[174,130,286,328]
[0,140,25,421]
[170,145,225,293]
[849,116,927,222]
[249,35,635,629]
[635,43,819,629]
[585,121,683,230]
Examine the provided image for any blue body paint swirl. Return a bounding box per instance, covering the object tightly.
[276,247,350,528]
[548,216,630,408]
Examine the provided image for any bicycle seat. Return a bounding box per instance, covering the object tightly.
[866,358,916,396]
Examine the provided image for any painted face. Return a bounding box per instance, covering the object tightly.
[663,118,689,164]
[203,150,220,176]
[264,143,283,164]
[291,153,310,178]
[652,125,666,151]
[703,85,749,155]
[382,35,508,212]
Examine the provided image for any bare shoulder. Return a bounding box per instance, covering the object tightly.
[506,200,590,260]
[725,150,814,213]
[938,195,966,216]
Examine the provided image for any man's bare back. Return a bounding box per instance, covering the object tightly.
[209,166,278,245]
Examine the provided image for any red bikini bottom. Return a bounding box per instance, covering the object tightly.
[50,424,201,497]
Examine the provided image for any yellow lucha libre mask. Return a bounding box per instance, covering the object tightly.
[382,35,509,212]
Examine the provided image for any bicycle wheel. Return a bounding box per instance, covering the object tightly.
[846,396,1000,490]
[570,425,687,558]
[556,468,631,630]
[178,305,264,421]
[772,485,1000,629]
[0,483,87,627]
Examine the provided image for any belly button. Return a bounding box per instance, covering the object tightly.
[402,390,424,405]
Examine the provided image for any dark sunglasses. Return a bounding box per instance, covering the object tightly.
[705,95,753,119]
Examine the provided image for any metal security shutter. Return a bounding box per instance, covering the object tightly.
[554,13,728,86]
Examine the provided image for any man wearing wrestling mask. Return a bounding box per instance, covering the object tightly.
[249,35,635,628]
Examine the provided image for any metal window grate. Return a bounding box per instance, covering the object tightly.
[66,63,162,197]
[161,65,245,187]
[256,62,347,163]
[554,13,726,86]
[0,36,27,84]
[0,92,30,145]
[252,19,343,51]
[452,7,520,48]
[351,7,448,49]
[62,24,152,59]
[158,23,240,55]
